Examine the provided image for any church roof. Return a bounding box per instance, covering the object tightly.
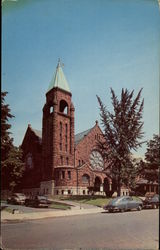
[75,128,92,145]
[47,60,70,93]
[28,126,92,146]
[32,129,42,139]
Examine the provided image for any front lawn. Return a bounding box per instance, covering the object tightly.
[59,195,142,208]
[49,201,72,210]
[60,195,111,208]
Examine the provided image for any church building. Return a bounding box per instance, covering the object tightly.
[21,61,114,197]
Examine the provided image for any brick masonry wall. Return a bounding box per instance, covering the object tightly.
[21,126,42,188]
[21,87,111,194]
[75,123,103,167]
[42,87,75,181]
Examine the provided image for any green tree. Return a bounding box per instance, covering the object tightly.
[97,88,144,195]
[143,134,160,183]
[1,91,24,191]
[1,91,14,161]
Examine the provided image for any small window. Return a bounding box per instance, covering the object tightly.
[60,156,63,165]
[57,171,59,179]
[66,157,69,165]
[68,190,71,195]
[62,171,65,179]
[83,190,85,195]
[62,190,64,195]
[60,122,62,133]
[50,106,54,113]
[65,124,68,134]
[68,171,71,179]
[56,190,59,195]
[82,174,90,184]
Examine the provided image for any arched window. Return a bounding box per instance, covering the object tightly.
[59,100,68,115]
[66,157,69,165]
[82,174,90,185]
[60,156,63,165]
[60,122,62,150]
[50,106,54,113]
[65,123,68,152]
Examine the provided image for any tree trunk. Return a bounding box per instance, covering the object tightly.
[117,177,121,196]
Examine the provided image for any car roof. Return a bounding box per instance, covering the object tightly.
[112,196,130,201]
[13,193,25,196]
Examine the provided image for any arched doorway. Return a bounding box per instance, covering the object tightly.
[103,178,110,195]
[94,176,101,192]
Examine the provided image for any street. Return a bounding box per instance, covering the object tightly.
[1,209,159,249]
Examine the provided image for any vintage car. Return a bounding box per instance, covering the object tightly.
[103,196,143,213]
[142,194,159,209]
[25,195,51,208]
[7,193,26,205]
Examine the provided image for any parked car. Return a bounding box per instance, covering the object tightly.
[142,194,159,209]
[25,195,51,208]
[7,193,26,205]
[103,196,143,213]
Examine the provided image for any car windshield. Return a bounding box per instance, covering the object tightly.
[152,195,159,200]
[108,197,123,205]
[15,193,26,197]
[37,196,47,200]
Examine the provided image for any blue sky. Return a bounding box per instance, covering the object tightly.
[2,0,160,157]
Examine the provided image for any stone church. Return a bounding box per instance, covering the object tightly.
[21,61,115,197]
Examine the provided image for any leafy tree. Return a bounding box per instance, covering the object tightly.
[1,91,14,161]
[97,88,144,195]
[2,146,25,191]
[141,134,160,183]
[1,91,24,191]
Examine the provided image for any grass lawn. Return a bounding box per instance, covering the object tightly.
[79,197,110,207]
[59,195,142,208]
[60,195,111,208]
[49,201,72,210]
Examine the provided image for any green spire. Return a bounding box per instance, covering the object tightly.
[47,60,71,93]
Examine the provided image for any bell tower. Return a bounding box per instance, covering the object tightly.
[42,60,75,182]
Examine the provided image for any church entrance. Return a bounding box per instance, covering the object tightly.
[94,176,101,192]
[104,177,110,196]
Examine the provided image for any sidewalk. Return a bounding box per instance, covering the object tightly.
[1,206,103,222]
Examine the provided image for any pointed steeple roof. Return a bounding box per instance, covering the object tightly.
[47,60,71,93]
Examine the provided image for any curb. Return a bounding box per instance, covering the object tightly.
[1,208,103,223]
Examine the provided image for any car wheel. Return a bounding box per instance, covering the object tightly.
[120,208,125,213]
[152,204,157,209]
[137,205,142,211]
[108,209,112,213]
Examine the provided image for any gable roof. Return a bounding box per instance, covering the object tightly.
[23,122,101,146]
[75,128,92,145]
[32,128,42,139]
